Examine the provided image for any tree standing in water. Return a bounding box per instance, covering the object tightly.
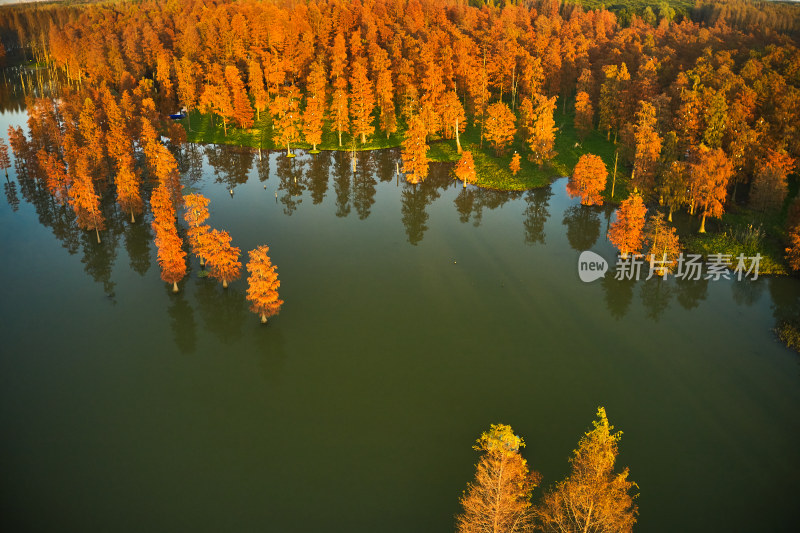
[246,245,284,324]
[567,154,607,206]
[183,193,211,265]
[608,193,647,258]
[457,424,539,533]
[200,229,241,288]
[534,408,638,533]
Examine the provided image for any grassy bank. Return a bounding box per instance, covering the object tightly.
[181,105,626,193]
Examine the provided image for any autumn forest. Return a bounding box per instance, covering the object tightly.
[1,0,800,531]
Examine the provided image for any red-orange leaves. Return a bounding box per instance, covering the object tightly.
[484,102,516,156]
[246,245,284,324]
[567,154,607,206]
[607,192,647,258]
[454,150,476,188]
[69,151,105,243]
[199,229,241,288]
[151,185,187,292]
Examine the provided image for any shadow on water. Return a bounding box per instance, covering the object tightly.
[276,152,304,215]
[601,274,636,320]
[640,278,672,322]
[306,150,331,204]
[168,288,197,355]
[194,279,249,345]
[523,187,552,245]
[253,322,288,386]
[675,277,709,310]
[205,144,254,194]
[562,204,602,251]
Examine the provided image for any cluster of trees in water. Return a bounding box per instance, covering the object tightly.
[457,408,637,533]
[0,0,798,267]
[0,0,799,333]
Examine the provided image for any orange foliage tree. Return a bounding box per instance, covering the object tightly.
[528,93,558,166]
[632,101,662,197]
[534,408,638,533]
[688,145,734,233]
[246,245,284,324]
[642,212,682,274]
[402,114,429,184]
[750,149,795,212]
[787,226,800,272]
[248,60,267,121]
[273,86,301,156]
[151,185,187,292]
[225,65,254,130]
[454,150,476,188]
[456,424,538,533]
[440,90,466,153]
[302,62,326,152]
[608,192,647,257]
[567,154,607,206]
[574,91,594,141]
[484,101,516,155]
[510,152,521,176]
[69,150,105,243]
[199,229,241,288]
[183,193,211,265]
[349,61,375,144]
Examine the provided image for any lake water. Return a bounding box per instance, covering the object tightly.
[1,95,799,532]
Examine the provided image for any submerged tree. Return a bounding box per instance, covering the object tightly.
[199,228,241,288]
[608,193,647,258]
[151,185,187,292]
[534,407,638,533]
[183,193,211,265]
[567,154,607,206]
[456,424,539,533]
[246,245,284,324]
[69,151,105,243]
[642,212,682,275]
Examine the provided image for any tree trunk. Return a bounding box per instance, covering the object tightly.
[223,279,229,289]
[455,118,462,154]
[699,212,707,233]
[172,281,179,293]
[338,129,342,146]
[361,132,366,144]
[130,208,135,223]
[260,314,267,324]
[668,205,673,222]
[223,118,227,136]
[611,151,618,198]
[95,227,101,244]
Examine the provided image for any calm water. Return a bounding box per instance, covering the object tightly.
[1,99,799,532]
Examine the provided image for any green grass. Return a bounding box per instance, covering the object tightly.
[682,211,789,275]
[427,106,626,192]
[183,110,404,152]
[182,103,626,193]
